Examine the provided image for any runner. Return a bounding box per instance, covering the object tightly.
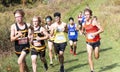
[78,11,85,35]
[78,11,83,28]
[68,17,79,56]
[10,9,30,72]
[51,12,67,72]
[82,9,104,72]
[45,15,54,66]
[30,16,48,72]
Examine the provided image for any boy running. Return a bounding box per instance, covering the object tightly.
[68,17,79,56]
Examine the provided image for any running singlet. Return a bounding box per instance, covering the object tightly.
[15,23,29,45]
[83,23,100,43]
[31,26,46,51]
[54,23,67,43]
[68,24,78,40]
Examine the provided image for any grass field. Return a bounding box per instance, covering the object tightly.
[0,0,120,72]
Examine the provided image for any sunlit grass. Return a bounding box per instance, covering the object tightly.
[0,0,120,72]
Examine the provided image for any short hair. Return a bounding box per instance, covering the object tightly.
[69,17,74,21]
[14,9,25,17]
[84,9,92,16]
[45,15,53,21]
[54,12,61,17]
[33,16,41,24]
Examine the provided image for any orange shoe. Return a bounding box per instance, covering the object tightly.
[70,49,73,54]
[74,53,77,56]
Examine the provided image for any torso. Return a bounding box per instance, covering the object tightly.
[83,20,100,42]
[52,22,67,43]
[68,24,78,40]
[32,26,45,47]
[14,23,29,45]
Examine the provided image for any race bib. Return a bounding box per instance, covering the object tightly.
[70,32,75,36]
[18,37,28,44]
[87,34,95,39]
[33,40,41,46]
[56,35,65,41]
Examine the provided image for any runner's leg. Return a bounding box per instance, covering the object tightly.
[48,41,53,64]
[73,41,77,55]
[18,51,26,72]
[94,46,100,59]
[31,55,37,72]
[86,44,94,71]
[69,40,73,54]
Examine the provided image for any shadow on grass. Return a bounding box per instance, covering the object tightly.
[77,50,86,55]
[53,59,79,67]
[65,63,88,72]
[100,47,112,52]
[77,47,112,55]
[64,59,79,64]
[99,63,120,72]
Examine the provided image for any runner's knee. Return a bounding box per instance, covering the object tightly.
[17,59,23,65]
[95,54,99,59]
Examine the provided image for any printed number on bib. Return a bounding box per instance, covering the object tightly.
[56,35,64,41]
[18,37,28,44]
[87,34,95,39]
[33,40,41,46]
[70,32,75,36]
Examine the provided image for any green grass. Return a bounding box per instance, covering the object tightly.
[0,0,120,72]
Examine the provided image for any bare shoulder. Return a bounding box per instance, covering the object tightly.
[26,23,31,27]
[62,22,67,27]
[11,23,16,29]
[51,22,56,29]
[41,26,46,31]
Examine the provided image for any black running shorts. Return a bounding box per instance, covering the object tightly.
[54,42,67,54]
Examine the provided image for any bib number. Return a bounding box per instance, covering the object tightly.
[33,40,41,46]
[87,34,95,39]
[18,37,28,44]
[70,32,75,36]
[56,35,64,41]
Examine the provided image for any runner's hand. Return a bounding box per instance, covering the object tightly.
[36,36,41,41]
[16,31,22,38]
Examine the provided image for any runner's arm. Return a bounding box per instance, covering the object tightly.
[80,24,86,35]
[50,24,55,36]
[76,24,80,31]
[94,22,104,36]
[28,26,33,43]
[10,25,21,42]
[64,23,68,33]
[36,27,49,40]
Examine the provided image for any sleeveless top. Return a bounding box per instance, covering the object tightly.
[15,23,29,45]
[54,22,67,43]
[83,21,100,43]
[68,24,78,40]
[31,26,46,51]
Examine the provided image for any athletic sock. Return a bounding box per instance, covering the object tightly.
[44,63,48,71]
[60,65,64,72]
